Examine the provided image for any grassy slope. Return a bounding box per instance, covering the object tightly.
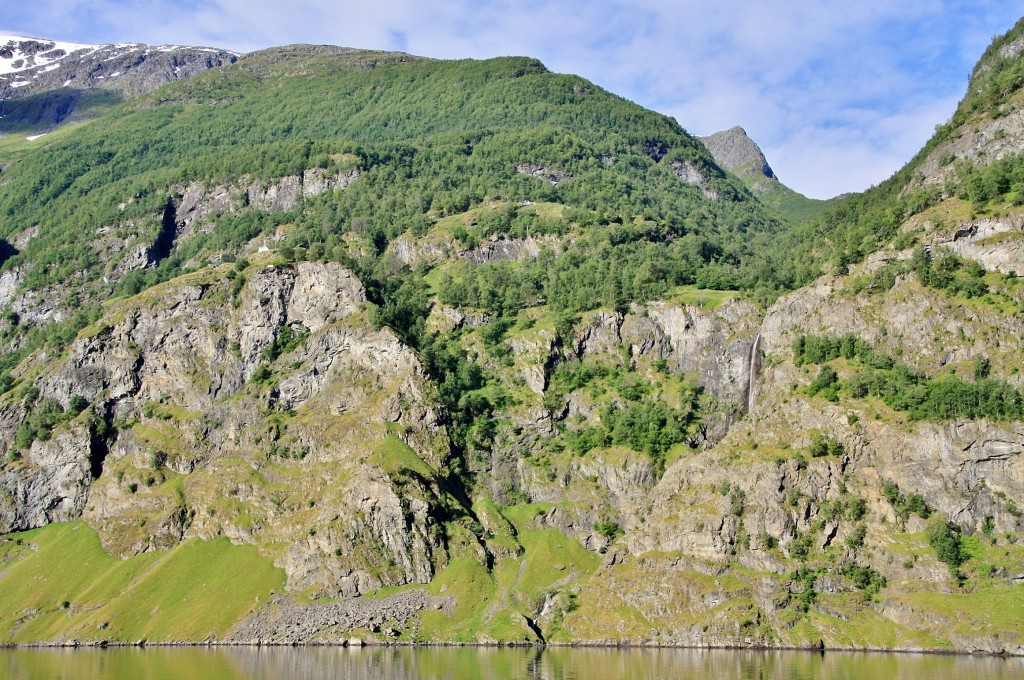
[412,502,599,643]
[0,522,285,643]
[758,182,836,224]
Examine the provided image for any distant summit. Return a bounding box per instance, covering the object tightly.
[0,35,238,132]
[699,126,776,189]
[699,125,829,222]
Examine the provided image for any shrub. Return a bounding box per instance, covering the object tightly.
[927,517,966,571]
[846,523,867,549]
[595,519,624,542]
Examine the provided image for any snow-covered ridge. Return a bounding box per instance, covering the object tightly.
[0,35,241,83]
[0,35,99,75]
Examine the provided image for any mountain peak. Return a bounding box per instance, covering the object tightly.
[699,126,776,183]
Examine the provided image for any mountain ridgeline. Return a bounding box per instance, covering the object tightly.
[0,17,1023,653]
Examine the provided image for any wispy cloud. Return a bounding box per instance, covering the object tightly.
[1,1,1020,198]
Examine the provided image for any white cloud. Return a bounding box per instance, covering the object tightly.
[2,1,1021,198]
[763,93,961,198]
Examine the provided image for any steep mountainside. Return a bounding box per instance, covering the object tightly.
[1,19,1024,653]
[700,126,830,223]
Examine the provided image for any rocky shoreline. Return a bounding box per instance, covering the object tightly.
[3,639,1020,658]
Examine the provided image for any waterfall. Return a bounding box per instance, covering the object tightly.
[747,332,761,414]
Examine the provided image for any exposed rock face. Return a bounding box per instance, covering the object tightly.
[935,216,1024,275]
[0,270,23,310]
[165,169,361,240]
[764,273,1024,383]
[480,298,761,534]
[388,232,560,269]
[0,425,93,531]
[670,160,719,199]
[580,244,1024,649]
[516,164,572,186]
[0,262,454,596]
[464,235,559,264]
[914,109,1024,190]
[640,300,760,406]
[909,40,1024,191]
[564,300,760,407]
[700,126,776,183]
[245,168,360,213]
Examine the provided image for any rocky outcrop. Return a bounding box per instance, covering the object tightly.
[167,168,361,239]
[914,108,1024,190]
[244,168,360,213]
[464,235,559,264]
[388,232,560,269]
[935,215,1024,275]
[759,266,1024,378]
[909,31,1024,191]
[0,424,93,531]
[670,160,719,200]
[700,126,776,186]
[567,300,761,408]
[0,262,454,596]
[516,164,572,186]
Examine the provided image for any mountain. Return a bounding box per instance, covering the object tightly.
[0,18,1023,653]
[700,125,777,188]
[699,125,832,222]
[0,35,238,136]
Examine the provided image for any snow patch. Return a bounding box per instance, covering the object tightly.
[25,133,47,141]
[105,47,141,61]
[10,81,30,88]
[0,35,97,75]
[0,36,238,79]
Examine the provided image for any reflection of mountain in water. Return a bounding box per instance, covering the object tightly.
[3,647,1022,680]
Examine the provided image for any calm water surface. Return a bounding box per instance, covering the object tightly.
[3,646,1023,680]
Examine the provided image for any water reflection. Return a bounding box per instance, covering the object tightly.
[3,645,1023,680]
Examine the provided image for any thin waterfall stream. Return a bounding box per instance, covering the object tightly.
[747,331,761,413]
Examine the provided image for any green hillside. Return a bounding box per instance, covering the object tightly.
[0,48,801,305]
[1,19,1023,653]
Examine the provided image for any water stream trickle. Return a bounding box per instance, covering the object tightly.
[747,332,761,413]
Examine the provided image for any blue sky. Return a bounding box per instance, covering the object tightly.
[3,1,1021,199]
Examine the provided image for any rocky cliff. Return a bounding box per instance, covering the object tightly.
[0,261,458,597]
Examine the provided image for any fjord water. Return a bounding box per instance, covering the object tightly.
[3,647,1023,680]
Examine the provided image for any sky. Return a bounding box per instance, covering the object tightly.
[2,1,1021,199]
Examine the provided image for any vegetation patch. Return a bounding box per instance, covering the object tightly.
[793,332,1024,420]
[0,522,285,643]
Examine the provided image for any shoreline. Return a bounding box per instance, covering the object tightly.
[1,639,1020,658]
